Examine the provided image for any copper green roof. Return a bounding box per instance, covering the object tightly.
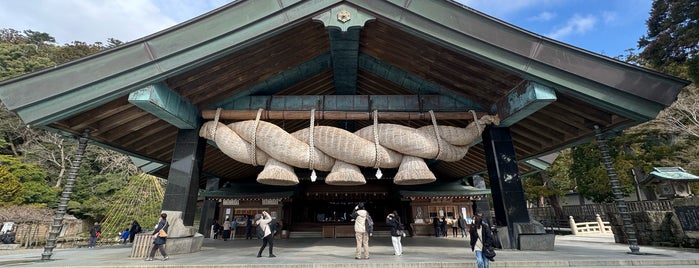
[397,180,490,197]
[640,167,699,184]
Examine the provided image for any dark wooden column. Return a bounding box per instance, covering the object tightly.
[163,129,206,226]
[199,177,220,236]
[482,126,530,249]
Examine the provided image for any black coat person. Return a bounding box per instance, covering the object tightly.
[469,215,496,266]
[129,220,142,243]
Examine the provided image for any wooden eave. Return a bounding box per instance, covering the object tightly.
[0,0,690,188]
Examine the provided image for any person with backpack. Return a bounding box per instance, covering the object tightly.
[255,211,276,258]
[351,202,370,259]
[386,210,404,256]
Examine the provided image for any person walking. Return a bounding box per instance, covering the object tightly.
[146,213,169,261]
[88,222,101,248]
[386,211,403,256]
[351,203,370,259]
[469,215,495,268]
[255,211,276,258]
[129,220,142,243]
[458,215,468,238]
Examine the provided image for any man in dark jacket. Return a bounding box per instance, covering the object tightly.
[458,216,468,238]
[433,216,441,237]
[88,222,101,248]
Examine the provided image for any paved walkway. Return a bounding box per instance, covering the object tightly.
[1,234,698,267]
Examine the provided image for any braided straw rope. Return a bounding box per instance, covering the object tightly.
[199,111,499,185]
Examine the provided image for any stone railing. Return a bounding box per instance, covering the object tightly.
[569,214,611,235]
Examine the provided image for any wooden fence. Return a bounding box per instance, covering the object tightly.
[529,200,674,230]
[130,233,155,259]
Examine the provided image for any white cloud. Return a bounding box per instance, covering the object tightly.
[0,0,225,45]
[546,14,597,40]
[528,11,556,22]
[601,11,617,24]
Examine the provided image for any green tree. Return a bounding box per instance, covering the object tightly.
[523,150,574,205]
[569,140,636,203]
[0,102,24,156]
[50,41,107,65]
[23,30,55,46]
[638,0,699,81]
[100,173,166,237]
[0,42,56,80]
[0,166,23,206]
[0,154,58,205]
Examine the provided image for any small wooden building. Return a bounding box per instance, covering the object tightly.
[640,167,699,200]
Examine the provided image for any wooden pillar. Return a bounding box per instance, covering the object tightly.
[482,126,530,249]
[162,129,206,226]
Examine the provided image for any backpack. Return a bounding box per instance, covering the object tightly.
[365,215,374,233]
[256,224,265,239]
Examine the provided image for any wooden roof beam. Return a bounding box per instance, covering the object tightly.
[494,81,557,127]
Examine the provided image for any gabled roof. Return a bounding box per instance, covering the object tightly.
[640,167,699,184]
[0,0,690,186]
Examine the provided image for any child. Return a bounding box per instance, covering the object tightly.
[121,228,130,244]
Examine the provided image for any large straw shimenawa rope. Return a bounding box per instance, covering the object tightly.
[199,111,499,186]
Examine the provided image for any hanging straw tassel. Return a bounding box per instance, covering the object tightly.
[394,155,436,185]
[326,161,366,186]
[257,158,299,186]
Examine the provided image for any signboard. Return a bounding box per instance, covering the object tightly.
[223,199,239,205]
[674,206,699,232]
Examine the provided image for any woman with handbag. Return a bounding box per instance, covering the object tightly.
[386,211,403,256]
[469,215,495,268]
[146,213,169,261]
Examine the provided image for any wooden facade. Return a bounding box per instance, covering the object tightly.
[204,180,488,237]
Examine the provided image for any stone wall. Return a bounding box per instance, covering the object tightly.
[609,196,699,248]
[9,217,85,248]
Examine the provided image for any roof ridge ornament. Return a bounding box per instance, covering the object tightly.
[313,4,375,32]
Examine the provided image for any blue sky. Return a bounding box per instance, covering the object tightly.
[0,0,652,58]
